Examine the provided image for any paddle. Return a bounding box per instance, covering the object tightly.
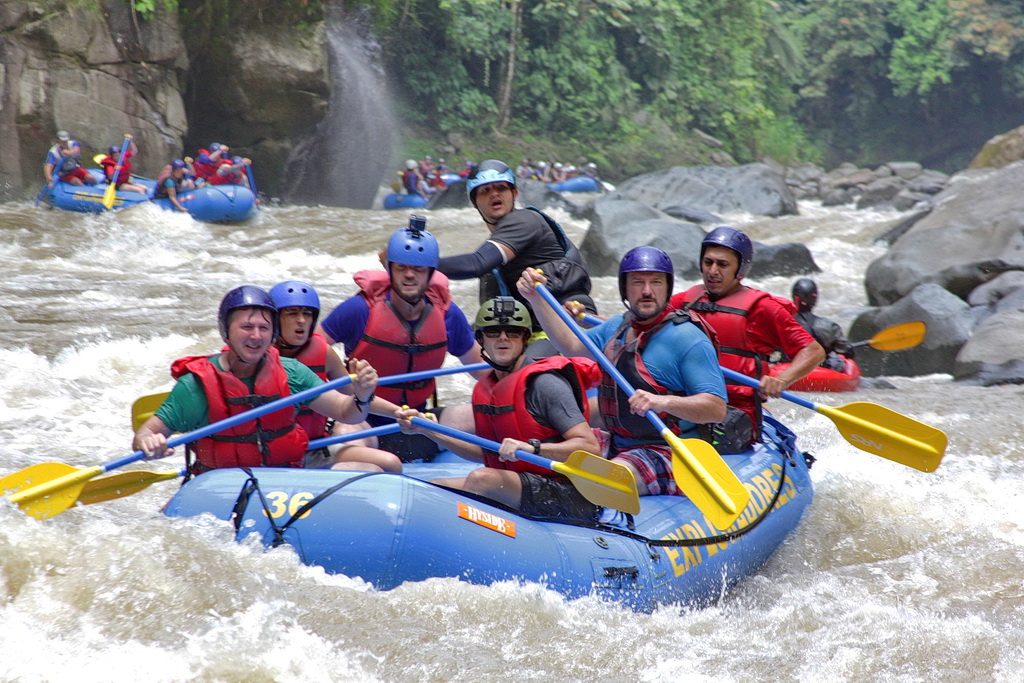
[719,367,946,472]
[533,283,749,529]
[33,182,54,208]
[76,423,406,506]
[409,416,640,515]
[101,134,131,209]
[2,373,358,519]
[245,164,257,196]
[130,361,488,430]
[851,321,926,351]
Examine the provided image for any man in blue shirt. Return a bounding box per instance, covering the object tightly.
[317,221,484,461]
[518,247,727,496]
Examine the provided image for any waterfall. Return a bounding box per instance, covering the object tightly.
[284,5,395,208]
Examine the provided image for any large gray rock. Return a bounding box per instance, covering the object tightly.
[954,310,1024,385]
[1,1,188,197]
[580,198,706,279]
[748,243,820,279]
[849,284,972,377]
[606,163,798,217]
[864,162,1024,306]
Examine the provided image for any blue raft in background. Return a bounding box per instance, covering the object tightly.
[41,169,257,223]
[162,415,813,612]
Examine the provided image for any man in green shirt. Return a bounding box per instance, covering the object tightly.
[133,285,380,474]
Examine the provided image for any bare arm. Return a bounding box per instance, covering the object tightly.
[308,358,377,424]
[760,341,825,398]
[497,421,599,463]
[515,268,592,358]
[395,407,484,462]
[132,415,174,459]
[627,390,727,425]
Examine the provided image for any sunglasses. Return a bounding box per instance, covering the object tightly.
[480,327,529,339]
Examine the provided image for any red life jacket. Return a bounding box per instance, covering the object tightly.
[208,163,242,185]
[672,284,787,430]
[349,270,451,408]
[192,151,219,180]
[100,152,132,185]
[472,356,596,476]
[170,346,309,472]
[597,311,696,445]
[284,334,330,439]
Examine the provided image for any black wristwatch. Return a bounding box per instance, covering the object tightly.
[528,438,542,455]
[353,394,373,409]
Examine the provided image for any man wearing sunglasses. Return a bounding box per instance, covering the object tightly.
[398,296,603,521]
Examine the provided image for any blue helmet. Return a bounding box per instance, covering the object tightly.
[466,159,516,200]
[270,281,320,328]
[210,142,223,152]
[619,246,674,301]
[387,216,439,268]
[701,226,754,279]
[109,145,121,155]
[218,285,278,342]
[171,159,187,169]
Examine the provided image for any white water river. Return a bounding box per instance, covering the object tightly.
[1,197,1021,681]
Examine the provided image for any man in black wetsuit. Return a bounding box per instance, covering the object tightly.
[790,278,854,372]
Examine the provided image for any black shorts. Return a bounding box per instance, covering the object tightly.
[518,472,601,521]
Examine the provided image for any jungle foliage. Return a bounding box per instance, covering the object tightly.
[159,0,1024,174]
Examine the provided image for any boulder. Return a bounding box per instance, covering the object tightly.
[580,198,705,279]
[968,124,1024,169]
[606,163,798,217]
[514,178,584,217]
[864,162,1024,306]
[748,243,820,279]
[885,161,923,180]
[849,284,972,377]
[953,309,1024,385]
[855,176,907,209]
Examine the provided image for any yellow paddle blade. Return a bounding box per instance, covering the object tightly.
[818,401,947,472]
[552,451,640,514]
[101,181,117,209]
[132,392,170,431]
[863,321,926,351]
[5,465,104,519]
[0,462,79,496]
[93,153,106,165]
[77,469,182,505]
[665,432,750,530]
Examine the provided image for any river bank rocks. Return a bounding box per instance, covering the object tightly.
[544,150,1023,385]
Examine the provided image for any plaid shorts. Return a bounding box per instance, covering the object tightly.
[593,428,681,496]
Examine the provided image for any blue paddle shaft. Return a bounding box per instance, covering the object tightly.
[719,366,816,410]
[113,362,486,473]
[534,284,669,432]
[308,423,401,450]
[410,416,558,473]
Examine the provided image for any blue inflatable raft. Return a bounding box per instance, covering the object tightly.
[162,415,813,612]
[383,193,429,210]
[41,170,257,223]
[548,176,602,193]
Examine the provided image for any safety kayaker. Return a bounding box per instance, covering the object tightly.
[789,277,855,372]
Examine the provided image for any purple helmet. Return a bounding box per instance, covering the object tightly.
[701,226,754,279]
[270,280,320,328]
[218,285,278,342]
[109,145,121,155]
[171,159,187,169]
[619,246,674,300]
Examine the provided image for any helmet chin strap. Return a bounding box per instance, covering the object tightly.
[479,346,523,373]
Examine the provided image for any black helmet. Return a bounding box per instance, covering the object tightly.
[792,278,818,312]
